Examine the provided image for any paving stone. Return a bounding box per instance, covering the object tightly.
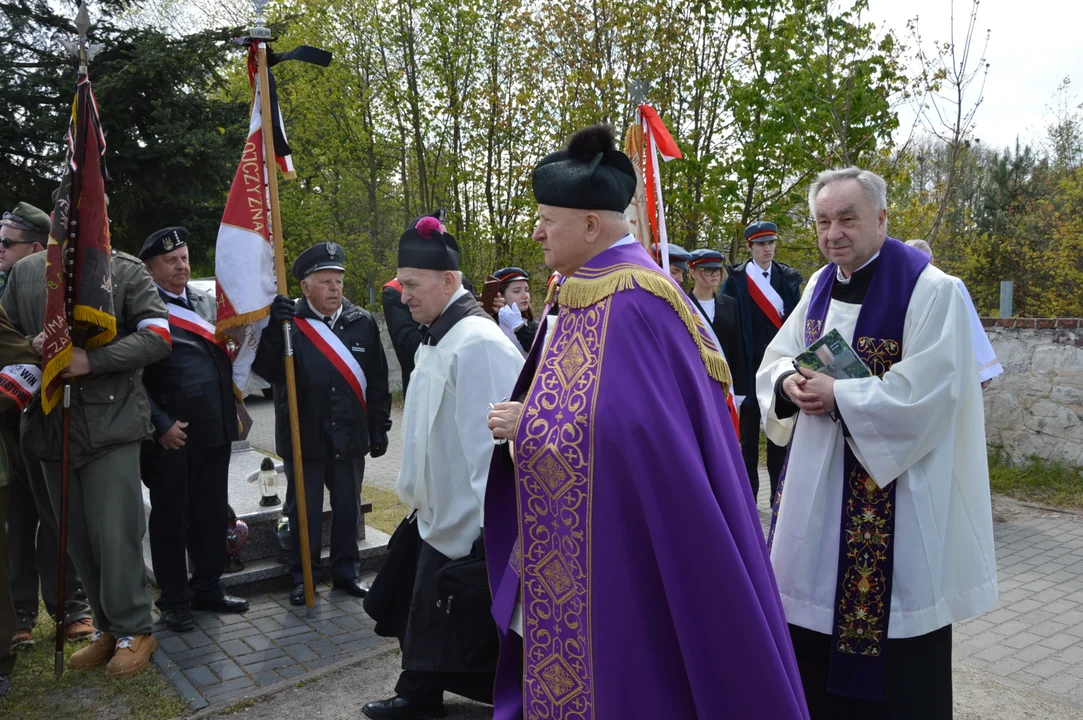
[158,635,189,655]
[974,643,1016,663]
[303,656,343,671]
[218,639,252,657]
[988,619,1030,638]
[1039,634,1078,651]
[214,624,262,643]
[252,616,286,633]
[278,664,307,680]
[307,639,339,658]
[201,677,255,700]
[264,625,318,642]
[183,666,219,688]
[252,670,282,687]
[1011,671,1046,686]
[1055,644,1083,665]
[1039,674,1082,696]
[182,629,216,648]
[342,635,387,654]
[283,643,320,663]
[241,634,278,653]
[208,658,246,681]
[174,646,225,670]
[330,615,368,633]
[246,655,297,674]
[1002,631,1042,650]
[236,647,287,666]
[1027,658,1072,679]
[1014,643,1057,664]
[1033,588,1069,604]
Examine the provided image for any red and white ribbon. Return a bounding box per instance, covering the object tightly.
[747,266,785,329]
[137,317,172,346]
[167,304,230,356]
[294,317,368,410]
[0,363,41,410]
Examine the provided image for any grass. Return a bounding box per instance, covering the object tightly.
[988,447,1083,510]
[363,484,411,536]
[0,600,186,720]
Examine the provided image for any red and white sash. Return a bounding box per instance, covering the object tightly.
[294,317,368,410]
[167,304,230,356]
[137,317,172,345]
[746,264,785,329]
[0,363,40,410]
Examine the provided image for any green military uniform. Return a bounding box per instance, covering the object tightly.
[0,306,47,681]
[1,249,171,638]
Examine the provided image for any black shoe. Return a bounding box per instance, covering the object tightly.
[332,578,369,598]
[191,594,250,614]
[362,696,445,720]
[160,607,196,633]
[290,584,306,606]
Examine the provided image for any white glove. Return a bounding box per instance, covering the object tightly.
[499,303,525,333]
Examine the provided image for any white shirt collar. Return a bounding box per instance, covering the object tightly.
[752,261,772,280]
[324,304,343,326]
[155,282,186,301]
[836,251,881,284]
[611,234,637,248]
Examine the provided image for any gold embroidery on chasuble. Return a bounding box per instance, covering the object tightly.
[515,298,611,720]
[855,337,901,377]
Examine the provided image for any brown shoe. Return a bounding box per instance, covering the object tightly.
[65,617,96,642]
[70,631,116,668]
[11,628,34,651]
[105,634,158,680]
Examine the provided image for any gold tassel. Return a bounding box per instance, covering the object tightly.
[544,277,561,307]
[560,264,733,391]
[73,305,118,349]
[217,306,271,332]
[40,343,74,415]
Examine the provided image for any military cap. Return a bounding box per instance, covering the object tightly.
[398,216,459,271]
[2,202,50,236]
[652,243,691,270]
[744,221,779,244]
[688,248,725,269]
[292,242,347,281]
[533,125,637,212]
[139,226,189,260]
[494,267,529,284]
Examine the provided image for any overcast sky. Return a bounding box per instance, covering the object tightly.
[865,0,1082,152]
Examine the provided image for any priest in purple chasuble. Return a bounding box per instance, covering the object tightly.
[485,126,809,720]
[757,167,998,719]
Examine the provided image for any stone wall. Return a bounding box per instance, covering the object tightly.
[981,318,1083,465]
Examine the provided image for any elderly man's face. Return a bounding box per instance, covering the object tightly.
[302,269,344,318]
[814,178,886,275]
[146,246,190,295]
[398,267,456,325]
[0,226,43,273]
[532,205,600,276]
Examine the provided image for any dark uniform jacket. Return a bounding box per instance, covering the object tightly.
[721,260,803,395]
[1,250,171,467]
[687,291,748,397]
[382,280,421,393]
[143,285,237,448]
[252,297,392,461]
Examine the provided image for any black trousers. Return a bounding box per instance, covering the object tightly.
[0,487,16,674]
[7,435,90,627]
[141,442,231,609]
[789,624,953,720]
[284,456,364,585]
[739,400,786,503]
[395,669,494,706]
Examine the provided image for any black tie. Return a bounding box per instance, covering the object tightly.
[762,271,769,279]
[323,316,332,327]
[419,325,433,346]
[167,297,187,309]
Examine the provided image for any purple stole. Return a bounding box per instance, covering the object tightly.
[769,238,929,702]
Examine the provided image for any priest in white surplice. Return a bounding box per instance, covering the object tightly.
[362,216,523,720]
[905,238,1004,388]
[757,167,997,719]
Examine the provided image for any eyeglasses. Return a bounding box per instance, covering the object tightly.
[0,238,35,249]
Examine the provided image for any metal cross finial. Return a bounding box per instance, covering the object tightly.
[629,79,650,106]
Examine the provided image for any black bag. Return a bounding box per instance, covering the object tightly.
[364,511,421,641]
[435,535,499,668]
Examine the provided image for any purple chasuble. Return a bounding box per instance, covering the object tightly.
[484,241,809,720]
[769,238,930,702]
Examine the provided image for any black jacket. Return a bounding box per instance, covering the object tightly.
[252,297,392,461]
[721,260,803,396]
[382,280,421,394]
[142,286,237,448]
[688,291,748,397]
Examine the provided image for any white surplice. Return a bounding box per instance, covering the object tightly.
[951,275,1003,383]
[396,295,524,560]
[756,263,998,639]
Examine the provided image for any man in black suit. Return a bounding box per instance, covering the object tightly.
[140,227,249,633]
[687,248,747,407]
[720,221,803,503]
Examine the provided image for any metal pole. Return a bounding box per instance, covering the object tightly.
[999,281,1014,319]
[254,41,316,617]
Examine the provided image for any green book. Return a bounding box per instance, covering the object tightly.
[794,328,872,380]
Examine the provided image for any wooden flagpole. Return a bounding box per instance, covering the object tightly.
[254,41,316,616]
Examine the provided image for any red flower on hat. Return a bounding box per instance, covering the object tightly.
[416,216,441,240]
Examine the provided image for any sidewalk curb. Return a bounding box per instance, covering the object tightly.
[175,642,399,718]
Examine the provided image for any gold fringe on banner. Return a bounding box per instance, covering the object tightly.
[74,305,117,349]
[559,263,732,391]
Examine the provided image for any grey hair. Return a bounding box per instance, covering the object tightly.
[905,239,932,256]
[808,167,888,217]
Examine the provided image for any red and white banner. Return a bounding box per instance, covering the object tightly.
[0,364,41,410]
[747,267,785,329]
[294,317,368,410]
[137,317,172,346]
[635,105,682,273]
[168,304,230,356]
[215,43,279,398]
